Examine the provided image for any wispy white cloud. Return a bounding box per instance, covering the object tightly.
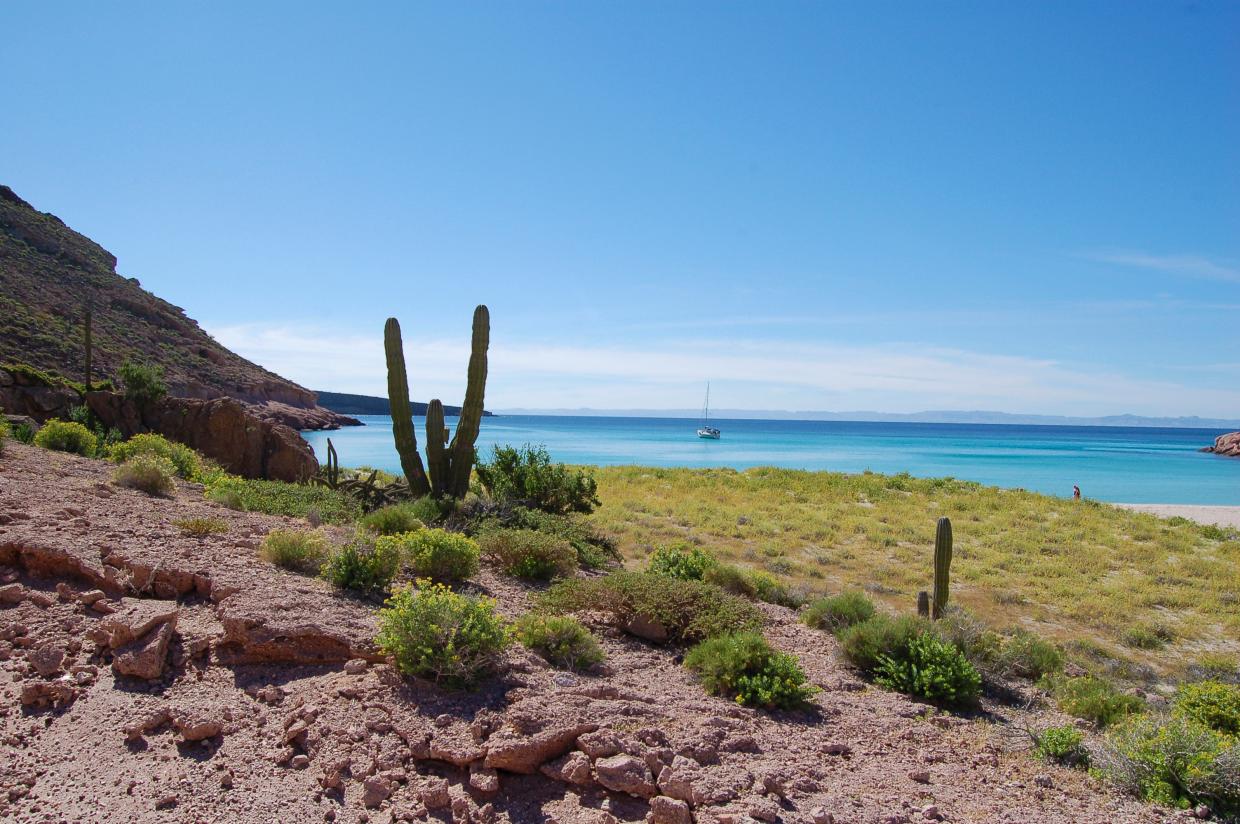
[205,322,1240,418]
[1084,251,1240,283]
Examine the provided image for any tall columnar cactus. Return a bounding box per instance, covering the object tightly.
[384,318,431,498]
[383,306,490,499]
[324,438,340,487]
[425,399,447,499]
[447,305,489,498]
[932,516,953,619]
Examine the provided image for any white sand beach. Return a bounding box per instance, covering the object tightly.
[1115,503,1240,529]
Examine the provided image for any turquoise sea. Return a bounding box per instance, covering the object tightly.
[302,415,1240,506]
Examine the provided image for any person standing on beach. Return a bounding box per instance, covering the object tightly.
[1073,485,1081,500]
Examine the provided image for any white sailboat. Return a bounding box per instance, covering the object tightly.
[697,382,721,439]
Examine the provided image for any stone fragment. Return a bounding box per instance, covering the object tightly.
[578,728,624,759]
[541,751,594,786]
[594,754,656,798]
[811,808,835,824]
[469,765,500,795]
[362,777,392,808]
[27,645,65,677]
[649,796,692,824]
[908,769,931,784]
[484,723,597,774]
[112,621,174,680]
[98,599,178,648]
[421,777,451,810]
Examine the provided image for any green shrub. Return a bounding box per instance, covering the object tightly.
[514,613,604,671]
[1174,681,1240,737]
[540,571,763,644]
[260,528,329,573]
[202,476,361,523]
[475,444,600,514]
[118,360,167,406]
[173,517,229,537]
[1034,725,1090,768]
[361,503,426,536]
[837,614,931,675]
[376,580,511,688]
[113,453,177,496]
[802,591,875,632]
[745,569,804,608]
[13,422,35,444]
[108,433,202,480]
[322,532,402,594]
[479,528,576,580]
[875,632,982,706]
[393,528,480,582]
[1122,623,1174,650]
[684,632,816,710]
[406,495,452,525]
[33,419,98,456]
[648,542,717,580]
[0,417,8,456]
[506,507,619,569]
[999,630,1065,681]
[1097,714,1239,815]
[1046,675,1146,728]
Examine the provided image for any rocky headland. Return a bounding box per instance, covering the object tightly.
[0,441,1176,824]
[0,185,355,433]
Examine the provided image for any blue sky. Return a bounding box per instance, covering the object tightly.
[3,2,1238,416]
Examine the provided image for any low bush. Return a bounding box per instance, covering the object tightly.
[837,614,932,675]
[648,542,717,580]
[396,528,480,582]
[514,613,604,671]
[1046,675,1146,728]
[406,495,452,525]
[1174,680,1240,736]
[702,563,802,607]
[33,419,98,456]
[260,528,329,573]
[13,422,35,444]
[1096,714,1239,815]
[1033,724,1090,768]
[322,532,402,594]
[479,528,576,580]
[173,516,229,537]
[360,503,426,536]
[118,360,167,406]
[1122,623,1174,650]
[376,580,511,688]
[802,591,875,633]
[998,630,1065,681]
[684,632,816,710]
[113,454,178,496]
[202,476,361,523]
[108,433,202,480]
[456,501,620,569]
[875,631,982,706]
[0,417,8,456]
[540,571,763,644]
[475,444,600,514]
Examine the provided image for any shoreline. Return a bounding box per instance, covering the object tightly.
[1114,503,1240,529]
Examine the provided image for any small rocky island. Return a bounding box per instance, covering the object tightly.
[1203,431,1240,457]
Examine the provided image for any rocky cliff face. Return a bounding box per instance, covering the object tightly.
[0,185,355,430]
[1203,431,1240,457]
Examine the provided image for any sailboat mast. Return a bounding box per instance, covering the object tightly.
[704,382,710,425]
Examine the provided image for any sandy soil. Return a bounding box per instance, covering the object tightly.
[1114,503,1240,529]
[0,442,1188,824]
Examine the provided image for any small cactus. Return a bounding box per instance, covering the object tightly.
[932,517,952,619]
[917,590,930,618]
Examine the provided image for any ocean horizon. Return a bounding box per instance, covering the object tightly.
[303,414,1240,506]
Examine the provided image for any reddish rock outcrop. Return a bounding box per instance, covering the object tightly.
[85,391,317,481]
[1203,431,1240,457]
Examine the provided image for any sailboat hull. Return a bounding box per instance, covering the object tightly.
[697,428,721,439]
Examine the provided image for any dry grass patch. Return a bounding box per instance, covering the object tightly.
[588,465,1240,678]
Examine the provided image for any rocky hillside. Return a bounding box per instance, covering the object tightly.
[0,185,352,430]
[0,442,1173,824]
[1204,432,1240,457]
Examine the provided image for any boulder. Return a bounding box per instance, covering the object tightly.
[85,391,317,481]
[649,796,693,824]
[113,621,174,680]
[97,599,179,648]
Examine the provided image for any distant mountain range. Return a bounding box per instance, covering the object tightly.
[494,408,1240,429]
[315,391,493,418]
